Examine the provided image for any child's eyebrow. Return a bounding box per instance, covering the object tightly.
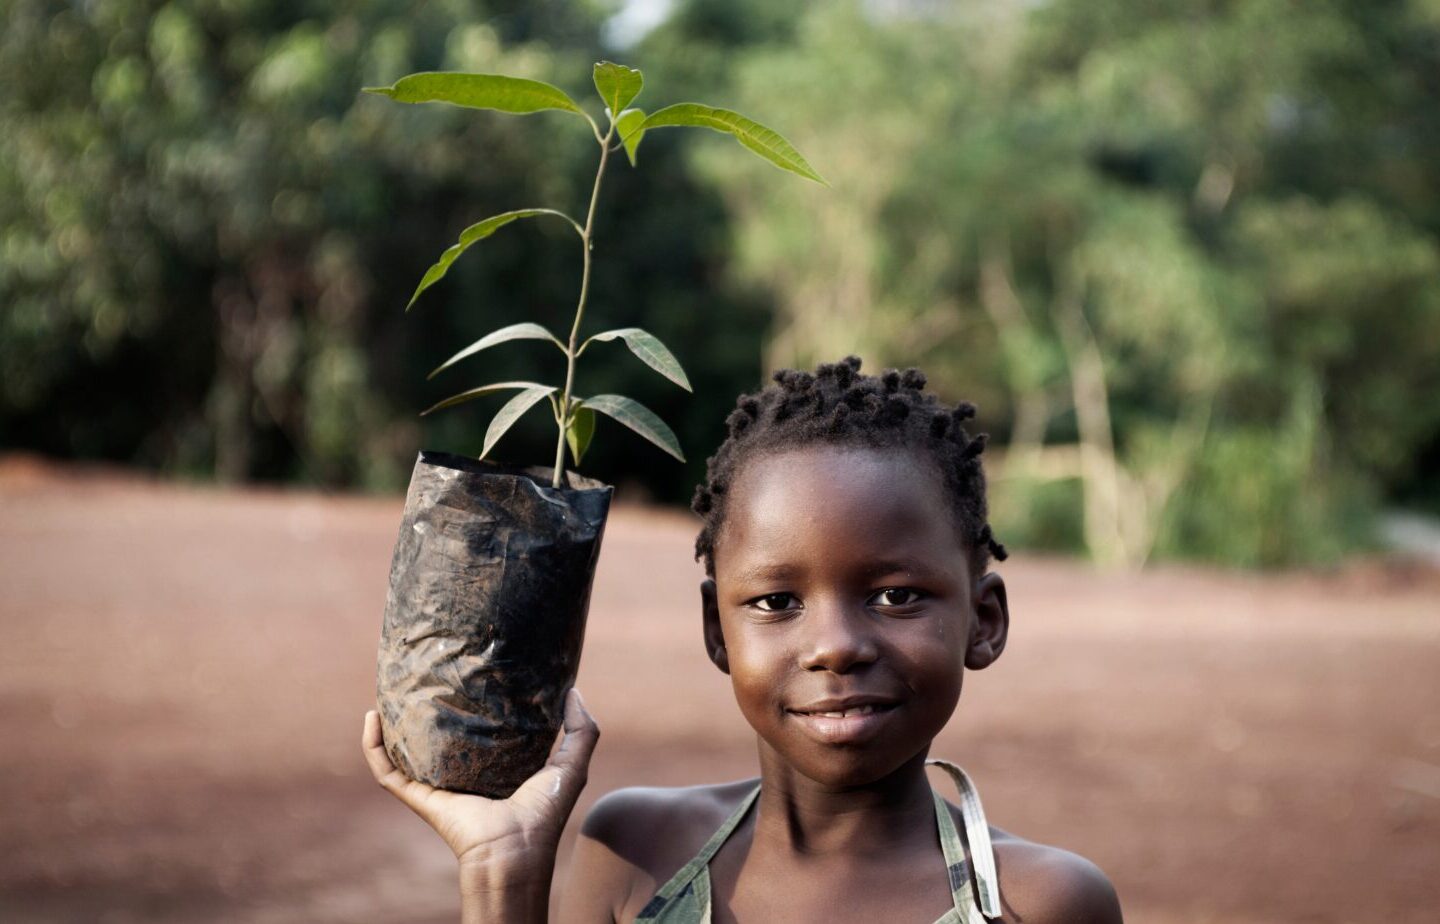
[859,557,936,579]
[730,563,802,585]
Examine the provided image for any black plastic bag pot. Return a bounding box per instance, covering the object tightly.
[377,450,611,798]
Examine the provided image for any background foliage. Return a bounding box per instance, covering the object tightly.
[4,0,1439,567]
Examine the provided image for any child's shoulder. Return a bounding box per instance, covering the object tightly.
[563,780,758,921]
[580,779,758,870]
[985,823,1123,923]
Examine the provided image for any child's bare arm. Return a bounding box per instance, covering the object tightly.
[361,689,600,924]
[557,787,691,923]
[556,795,650,923]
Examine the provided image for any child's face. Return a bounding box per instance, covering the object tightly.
[701,444,1008,788]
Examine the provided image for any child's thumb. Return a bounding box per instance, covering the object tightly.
[514,688,599,821]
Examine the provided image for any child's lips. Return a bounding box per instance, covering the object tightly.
[786,700,900,744]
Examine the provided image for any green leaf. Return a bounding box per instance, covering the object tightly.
[639,103,826,185]
[428,323,565,380]
[482,386,557,459]
[580,394,685,462]
[566,406,597,465]
[581,327,691,391]
[593,62,643,118]
[615,108,646,166]
[364,72,586,118]
[406,208,581,310]
[420,381,551,417]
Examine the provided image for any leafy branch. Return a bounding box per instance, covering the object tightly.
[364,61,825,488]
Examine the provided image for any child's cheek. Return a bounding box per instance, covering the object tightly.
[897,624,967,724]
[724,635,785,724]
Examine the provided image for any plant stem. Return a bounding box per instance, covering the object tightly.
[552,119,615,488]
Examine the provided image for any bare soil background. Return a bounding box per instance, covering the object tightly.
[1,457,1438,923]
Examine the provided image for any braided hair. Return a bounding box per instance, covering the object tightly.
[691,355,1008,578]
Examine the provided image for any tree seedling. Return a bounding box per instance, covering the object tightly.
[365,62,826,487]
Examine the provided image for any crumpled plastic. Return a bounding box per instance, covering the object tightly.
[377,450,611,797]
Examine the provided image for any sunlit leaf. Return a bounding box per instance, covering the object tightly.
[580,394,685,462]
[566,406,596,465]
[482,386,557,459]
[428,323,566,379]
[581,327,691,391]
[420,381,551,417]
[615,108,646,166]
[364,72,586,118]
[593,62,643,118]
[406,209,581,310]
[640,103,826,185]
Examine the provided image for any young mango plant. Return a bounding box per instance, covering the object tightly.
[365,62,826,488]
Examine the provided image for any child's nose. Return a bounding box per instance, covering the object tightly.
[798,602,879,673]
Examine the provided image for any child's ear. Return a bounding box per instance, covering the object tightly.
[700,579,730,674]
[966,572,1009,670]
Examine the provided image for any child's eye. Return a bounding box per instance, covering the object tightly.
[869,587,923,607]
[751,592,799,612]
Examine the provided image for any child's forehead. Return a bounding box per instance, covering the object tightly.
[716,444,965,563]
[730,443,947,503]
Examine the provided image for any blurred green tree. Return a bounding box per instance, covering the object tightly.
[2,0,610,486]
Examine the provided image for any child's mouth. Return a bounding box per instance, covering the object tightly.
[787,699,900,744]
[797,704,890,718]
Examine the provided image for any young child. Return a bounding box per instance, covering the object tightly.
[363,355,1123,923]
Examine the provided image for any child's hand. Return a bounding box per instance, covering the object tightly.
[361,689,599,878]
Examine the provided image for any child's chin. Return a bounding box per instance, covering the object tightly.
[788,746,929,790]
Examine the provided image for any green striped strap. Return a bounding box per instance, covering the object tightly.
[928,759,1002,920]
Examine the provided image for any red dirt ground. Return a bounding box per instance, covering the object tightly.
[1,457,1438,923]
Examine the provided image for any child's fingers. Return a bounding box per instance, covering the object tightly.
[362,709,385,753]
[362,710,401,785]
[362,710,436,812]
